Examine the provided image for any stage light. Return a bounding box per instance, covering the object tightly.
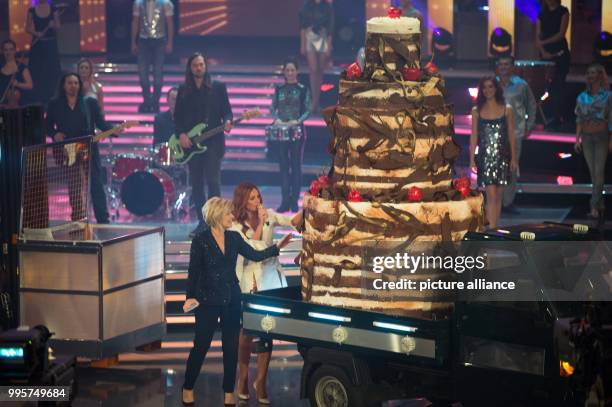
[557,153,572,159]
[556,176,573,186]
[320,83,335,92]
[593,31,611,68]
[489,27,513,58]
[431,27,455,68]
[468,87,478,99]
[541,91,549,101]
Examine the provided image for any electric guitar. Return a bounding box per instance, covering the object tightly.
[168,109,261,165]
[63,121,138,166]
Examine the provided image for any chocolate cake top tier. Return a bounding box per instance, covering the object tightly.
[367,16,420,35]
[364,15,422,81]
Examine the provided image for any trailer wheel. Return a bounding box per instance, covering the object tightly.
[307,365,366,407]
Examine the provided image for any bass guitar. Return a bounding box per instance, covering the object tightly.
[62,120,138,166]
[168,109,261,165]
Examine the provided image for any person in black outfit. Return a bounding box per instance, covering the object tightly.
[26,0,62,104]
[537,0,570,129]
[174,53,233,235]
[271,59,311,212]
[45,73,118,223]
[0,39,33,108]
[153,86,177,145]
[181,197,292,406]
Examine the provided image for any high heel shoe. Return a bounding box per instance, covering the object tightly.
[253,382,271,405]
[237,378,249,400]
[181,388,195,406]
[224,392,237,406]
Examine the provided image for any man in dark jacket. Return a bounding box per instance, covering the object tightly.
[46,72,117,223]
[174,52,233,236]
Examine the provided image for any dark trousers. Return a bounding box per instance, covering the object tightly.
[278,137,305,206]
[188,149,223,221]
[90,147,109,223]
[183,299,241,392]
[547,50,570,123]
[137,38,166,106]
[66,145,108,223]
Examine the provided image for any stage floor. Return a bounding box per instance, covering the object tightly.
[70,333,436,407]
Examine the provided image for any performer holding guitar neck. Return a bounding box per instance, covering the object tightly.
[174,52,233,236]
[45,73,122,224]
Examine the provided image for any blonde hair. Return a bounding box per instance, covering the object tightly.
[586,64,609,93]
[203,197,233,229]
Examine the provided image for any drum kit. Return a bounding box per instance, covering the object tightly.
[264,123,303,161]
[104,141,188,220]
[264,123,303,142]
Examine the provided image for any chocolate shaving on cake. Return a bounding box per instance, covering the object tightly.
[441,212,453,241]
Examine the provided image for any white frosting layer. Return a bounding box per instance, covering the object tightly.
[367,16,420,35]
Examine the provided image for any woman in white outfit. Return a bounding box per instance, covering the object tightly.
[231,182,304,404]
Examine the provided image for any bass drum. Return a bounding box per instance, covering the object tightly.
[121,169,175,216]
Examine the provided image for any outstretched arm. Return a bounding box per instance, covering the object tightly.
[234,232,279,262]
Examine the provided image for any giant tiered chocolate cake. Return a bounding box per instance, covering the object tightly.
[299,14,484,317]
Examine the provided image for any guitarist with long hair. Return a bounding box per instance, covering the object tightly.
[45,73,122,224]
[174,52,233,236]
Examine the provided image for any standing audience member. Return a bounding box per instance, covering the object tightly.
[181,197,292,406]
[537,0,570,129]
[299,0,334,114]
[131,0,174,113]
[470,76,517,229]
[0,39,33,108]
[574,64,611,221]
[26,0,62,104]
[496,56,537,214]
[77,58,104,109]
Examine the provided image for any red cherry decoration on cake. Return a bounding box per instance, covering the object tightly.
[453,177,470,190]
[424,61,439,75]
[347,189,363,202]
[388,7,402,19]
[317,175,332,188]
[309,180,321,196]
[457,186,470,198]
[401,66,420,81]
[453,177,471,198]
[346,62,362,80]
[407,186,423,202]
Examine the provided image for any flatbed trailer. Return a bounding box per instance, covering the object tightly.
[242,223,612,406]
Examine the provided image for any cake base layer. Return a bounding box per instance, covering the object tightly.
[300,194,484,318]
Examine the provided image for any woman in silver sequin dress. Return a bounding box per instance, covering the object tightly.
[470,76,517,229]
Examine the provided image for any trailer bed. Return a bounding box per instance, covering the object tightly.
[242,286,452,368]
